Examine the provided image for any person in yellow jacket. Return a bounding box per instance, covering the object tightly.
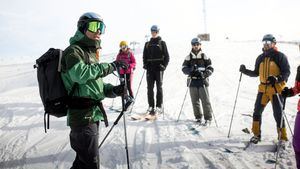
[239,34,290,144]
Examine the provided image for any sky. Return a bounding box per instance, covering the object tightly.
[0,0,299,61]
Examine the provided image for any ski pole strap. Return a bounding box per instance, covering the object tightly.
[97,102,109,127]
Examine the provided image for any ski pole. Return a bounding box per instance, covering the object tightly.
[177,78,192,122]
[282,98,294,136]
[202,84,218,127]
[274,87,294,137]
[128,69,145,114]
[98,69,130,169]
[273,87,294,136]
[227,72,242,138]
[273,86,286,169]
[122,73,130,169]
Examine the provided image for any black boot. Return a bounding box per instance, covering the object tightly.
[249,135,261,144]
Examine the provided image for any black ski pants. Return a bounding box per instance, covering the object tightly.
[70,122,99,169]
[146,70,164,108]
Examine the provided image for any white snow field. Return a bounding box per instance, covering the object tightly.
[0,40,299,169]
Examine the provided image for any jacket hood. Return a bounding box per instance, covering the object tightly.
[69,30,101,49]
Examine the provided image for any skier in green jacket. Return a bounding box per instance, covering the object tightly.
[61,12,127,169]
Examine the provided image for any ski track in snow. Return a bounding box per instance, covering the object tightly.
[0,41,298,168]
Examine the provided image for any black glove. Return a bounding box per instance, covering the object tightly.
[281,87,294,98]
[267,76,278,86]
[193,69,203,78]
[143,64,147,70]
[239,64,246,73]
[159,64,166,71]
[111,60,129,71]
[112,84,125,96]
[202,70,211,78]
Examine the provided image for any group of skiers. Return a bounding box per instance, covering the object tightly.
[59,12,299,168]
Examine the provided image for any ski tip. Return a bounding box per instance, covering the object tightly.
[265,159,277,164]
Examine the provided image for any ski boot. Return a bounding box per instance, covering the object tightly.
[147,107,155,115]
[249,135,261,144]
[155,107,163,114]
[203,119,212,126]
[195,118,202,124]
[277,140,287,158]
[278,140,287,150]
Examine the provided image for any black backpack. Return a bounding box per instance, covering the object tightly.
[34,48,77,133]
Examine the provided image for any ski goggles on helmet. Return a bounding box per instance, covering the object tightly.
[262,40,272,45]
[87,21,106,34]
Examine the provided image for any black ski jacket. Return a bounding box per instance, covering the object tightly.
[143,36,169,71]
[182,50,214,87]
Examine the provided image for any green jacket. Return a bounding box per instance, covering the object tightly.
[61,30,115,127]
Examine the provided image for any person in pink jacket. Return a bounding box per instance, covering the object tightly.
[282,65,300,168]
[116,41,136,98]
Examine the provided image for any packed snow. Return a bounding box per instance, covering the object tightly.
[0,40,299,168]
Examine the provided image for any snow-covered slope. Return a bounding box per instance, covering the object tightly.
[0,41,299,169]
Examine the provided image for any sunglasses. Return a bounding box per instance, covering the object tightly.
[192,43,201,46]
[87,21,106,34]
[120,45,127,49]
[262,40,272,45]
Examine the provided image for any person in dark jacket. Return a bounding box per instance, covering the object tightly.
[61,12,127,169]
[143,25,169,115]
[240,34,290,145]
[182,37,214,125]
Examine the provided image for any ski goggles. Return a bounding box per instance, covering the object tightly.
[87,21,106,34]
[262,40,272,45]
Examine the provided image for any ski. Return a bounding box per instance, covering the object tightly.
[243,140,278,152]
[223,147,241,153]
[144,114,157,121]
[109,107,122,112]
[243,141,254,150]
[186,122,202,135]
[129,113,148,121]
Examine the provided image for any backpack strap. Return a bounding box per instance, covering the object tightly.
[146,40,163,52]
[128,52,131,59]
[201,53,205,59]
[158,40,163,52]
[96,102,109,127]
[58,50,63,72]
[146,42,150,50]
